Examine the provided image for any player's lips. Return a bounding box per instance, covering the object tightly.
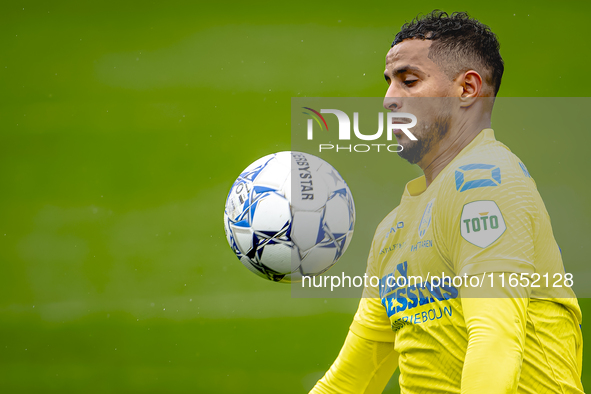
[391,118,413,136]
[391,118,413,124]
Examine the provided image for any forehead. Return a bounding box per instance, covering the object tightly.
[386,39,434,70]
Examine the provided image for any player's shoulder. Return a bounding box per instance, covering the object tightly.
[438,132,536,198]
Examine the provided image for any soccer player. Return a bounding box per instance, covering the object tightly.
[310,11,584,394]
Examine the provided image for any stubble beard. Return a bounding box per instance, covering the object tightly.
[397,112,452,165]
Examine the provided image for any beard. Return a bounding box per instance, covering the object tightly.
[397,110,452,165]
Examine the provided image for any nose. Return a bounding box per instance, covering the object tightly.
[383,83,403,111]
[383,96,402,111]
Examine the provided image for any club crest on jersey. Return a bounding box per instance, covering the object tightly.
[460,200,506,248]
[418,198,435,239]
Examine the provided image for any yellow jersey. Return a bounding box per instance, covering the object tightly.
[351,129,583,393]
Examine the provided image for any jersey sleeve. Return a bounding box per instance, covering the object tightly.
[350,226,397,343]
[435,159,539,278]
[310,224,399,393]
[309,330,399,394]
[460,292,528,393]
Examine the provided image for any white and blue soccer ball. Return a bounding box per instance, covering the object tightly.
[223,151,355,283]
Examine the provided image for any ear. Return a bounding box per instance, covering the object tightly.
[458,70,483,107]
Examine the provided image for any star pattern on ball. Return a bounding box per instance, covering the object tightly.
[328,169,341,186]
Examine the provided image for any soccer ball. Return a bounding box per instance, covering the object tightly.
[223,151,355,283]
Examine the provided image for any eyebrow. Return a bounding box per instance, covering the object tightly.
[384,65,423,81]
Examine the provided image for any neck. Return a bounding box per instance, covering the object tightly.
[418,117,491,187]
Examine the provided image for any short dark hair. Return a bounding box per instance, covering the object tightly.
[392,10,504,96]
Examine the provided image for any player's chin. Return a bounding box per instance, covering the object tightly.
[397,141,421,164]
[394,134,412,150]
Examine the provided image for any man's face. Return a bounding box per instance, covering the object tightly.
[383,39,457,164]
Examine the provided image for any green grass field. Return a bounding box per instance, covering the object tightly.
[1,1,590,392]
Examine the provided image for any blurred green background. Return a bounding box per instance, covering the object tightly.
[1,1,590,393]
